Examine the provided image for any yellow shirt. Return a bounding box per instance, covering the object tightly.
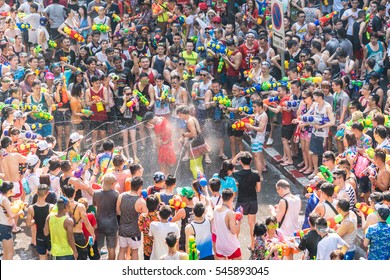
[49,215,74,257]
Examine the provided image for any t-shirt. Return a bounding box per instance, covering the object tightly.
[43,4,66,28]
[316,233,348,260]
[93,189,119,235]
[342,8,360,35]
[298,229,321,260]
[82,213,96,239]
[149,221,180,260]
[365,222,390,260]
[232,169,260,203]
[212,173,237,194]
[372,15,384,35]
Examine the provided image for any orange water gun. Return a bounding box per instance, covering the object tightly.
[63,26,84,43]
[61,76,69,104]
[169,197,186,211]
[152,3,162,15]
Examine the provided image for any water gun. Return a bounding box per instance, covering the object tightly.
[18,102,35,111]
[365,148,375,159]
[217,57,224,73]
[191,88,198,100]
[263,96,280,106]
[294,228,310,238]
[207,41,229,55]
[73,151,91,178]
[109,73,119,81]
[20,131,38,140]
[152,3,163,15]
[232,117,254,130]
[256,0,267,24]
[11,200,25,218]
[197,171,208,188]
[81,108,94,117]
[335,128,345,140]
[300,115,330,125]
[187,65,196,77]
[88,236,94,257]
[31,123,43,131]
[238,105,253,114]
[243,78,290,94]
[218,97,231,107]
[327,214,343,229]
[314,11,337,26]
[188,235,198,260]
[0,102,19,110]
[197,46,205,52]
[92,96,105,112]
[63,26,85,42]
[361,117,373,130]
[169,197,186,211]
[16,22,31,30]
[318,165,333,183]
[17,143,37,156]
[34,45,43,56]
[141,189,148,199]
[351,80,363,92]
[151,34,162,49]
[33,110,54,121]
[92,23,110,33]
[190,36,198,43]
[355,202,374,216]
[61,76,69,104]
[298,76,323,84]
[112,13,121,23]
[126,99,136,111]
[133,89,150,106]
[48,40,57,49]
[235,206,243,221]
[183,71,189,81]
[283,100,301,110]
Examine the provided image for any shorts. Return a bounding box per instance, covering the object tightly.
[74,232,88,260]
[73,122,85,131]
[118,235,142,249]
[35,122,52,137]
[212,121,226,138]
[96,232,117,249]
[251,139,264,153]
[90,121,107,131]
[354,49,363,60]
[282,124,295,140]
[309,134,325,155]
[0,224,12,241]
[11,181,23,199]
[119,119,137,130]
[358,176,370,194]
[196,109,207,126]
[54,110,71,126]
[215,247,242,259]
[227,124,244,137]
[36,236,51,255]
[236,200,258,215]
[54,255,75,260]
[300,130,312,141]
[226,75,239,91]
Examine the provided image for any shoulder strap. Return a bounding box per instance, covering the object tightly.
[279,197,288,227]
[324,200,338,216]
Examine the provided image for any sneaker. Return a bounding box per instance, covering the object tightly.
[308,173,316,180]
[100,249,108,255]
[266,138,274,145]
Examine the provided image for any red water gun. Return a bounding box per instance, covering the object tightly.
[235,206,243,221]
[51,102,63,111]
[232,117,254,131]
[327,214,343,229]
[314,11,337,26]
[63,26,84,43]
[126,99,136,111]
[294,228,310,238]
[169,197,186,211]
[16,143,37,156]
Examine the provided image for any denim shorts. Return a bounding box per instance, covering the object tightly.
[0,224,12,241]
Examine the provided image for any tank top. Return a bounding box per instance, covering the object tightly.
[197,80,211,110]
[343,214,357,252]
[367,43,384,72]
[190,219,213,259]
[33,204,50,239]
[312,102,330,137]
[226,50,240,77]
[135,83,151,117]
[279,194,301,237]
[153,55,166,75]
[314,54,327,73]
[213,207,240,256]
[181,51,198,66]
[322,200,338,220]
[0,195,12,226]
[281,95,293,125]
[179,207,194,245]
[154,84,170,116]
[89,86,107,122]
[49,215,74,257]
[119,193,141,238]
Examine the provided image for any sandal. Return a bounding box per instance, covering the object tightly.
[297,162,305,168]
[281,161,293,166]
[218,154,228,160]
[303,170,313,175]
[299,167,307,173]
[205,158,212,164]
[12,227,22,234]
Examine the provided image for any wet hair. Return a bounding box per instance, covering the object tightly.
[344,132,357,147]
[253,222,267,237]
[276,179,290,189]
[146,195,160,212]
[308,212,320,227]
[176,105,190,115]
[337,199,350,212]
[60,160,72,172]
[159,205,172,220]
[165,232,178,248]
[323,151,336,162]
[39,174,50,186]
[71,83,84,98]
[333,168,347,181]
[209,178,221,192]
[165,175,176,187]
[113,154,125,167]
[193,202,205,217]
[374,148,387,163]
[131,176,143,191]
[62,185,76,198]
[370,192,384,204]
[265,216,278,226]
[129,163,142,176]
[239,151,252,165]
[48,159,61,171]
[221,188,234,202]
[373,113,385,126]
[218,160,234,180]
[0,181,14,194]
[383,191,390,202]
[338,158,351,169]
[102,140,114,151]
[315,217,328,230]
[1,136,13,149]
[330,250,345,260]
[374,125,387,139]
[320,182,334,197]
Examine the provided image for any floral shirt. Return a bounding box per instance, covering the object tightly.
[366,222,390,260]
[250,236,267,260]
[138,211,159,257]
[357,133,372,150]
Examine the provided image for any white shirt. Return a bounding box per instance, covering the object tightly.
[317,233,348,260]
[343,8,361,35]
[149,221,180,260]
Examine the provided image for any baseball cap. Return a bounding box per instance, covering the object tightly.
[212,16,222,23]
[37,140,49,151]
[45,72,54,80]
[27,154,39,167]
[69,132,83,143]
[13,110,28,120]
[153,172,166,183]
[50,62,61,70]
[375,204,390,221]
[177,187,195,199]
[369,72,380,79]
[199,3,208,11]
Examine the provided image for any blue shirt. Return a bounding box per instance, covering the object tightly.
[302,193,319,230]
[366,222,390,260]
[213,173,237,194]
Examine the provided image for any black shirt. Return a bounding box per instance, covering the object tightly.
[233,169,260,203]
[298,229,321,260]
[55,49,76,65]
[108,66,133,97]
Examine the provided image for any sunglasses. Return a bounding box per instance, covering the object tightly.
[97,64,103,66]
[178,63,185,66]
[172,60,179,63]
[200,74,207,76]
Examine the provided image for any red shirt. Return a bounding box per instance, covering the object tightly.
[239,41,259,70]
[82,213,96,239]
[280,95,293,125]
[226,50,240,77]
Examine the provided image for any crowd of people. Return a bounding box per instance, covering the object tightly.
[0,0,390,261]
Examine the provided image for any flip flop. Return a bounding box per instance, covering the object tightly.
[299,168,307,173]
[218,155,228,160]
[281,162,293,166]
[297,162,305,168]
[205,158,212,164]
[12,227,22,234]
[303,170,313,175]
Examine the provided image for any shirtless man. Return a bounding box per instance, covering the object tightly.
[370,149,390,192]
[62,185,95,260]
[0,136,27,233]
